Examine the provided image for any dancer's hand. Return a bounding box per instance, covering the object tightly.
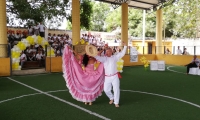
[98,49,104,56]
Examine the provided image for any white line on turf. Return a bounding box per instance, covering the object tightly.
[7,77,110,120]
[0,90,68,104]
[121,90,200,108]
[167,66,185,74]
[1,88,200,109]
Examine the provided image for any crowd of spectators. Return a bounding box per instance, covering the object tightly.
[7,29,28,48]
[7,29,122,68]
[20,45,46,67]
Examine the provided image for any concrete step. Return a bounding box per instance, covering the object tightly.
[12,68,48,76]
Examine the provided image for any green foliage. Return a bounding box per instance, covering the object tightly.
[90,1,110,31]
[80,0,93,30]
[163,0,200,38]
[105,7,121,32]
[128,9,143,37]
[66,0,93,30]
[7,0,93,30]
[103,0,200,38]
[66,20,72,30]
[7,0,69,26]
[105,8,156,37]
[7,0,200,38]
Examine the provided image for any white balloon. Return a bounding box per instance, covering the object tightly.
[12,48,16,51]
[16,59,20,63]
[12,58,16,63]
[15,46,20,51]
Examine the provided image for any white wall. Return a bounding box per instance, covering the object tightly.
[171,38,200,55]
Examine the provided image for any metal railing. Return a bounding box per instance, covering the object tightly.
[129,46,200,55]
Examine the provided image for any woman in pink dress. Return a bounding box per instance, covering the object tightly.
[62,45,105,105]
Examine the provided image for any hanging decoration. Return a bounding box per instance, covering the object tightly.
[11,35,55,70]
[117,58,124,73]
[140,56,150,70]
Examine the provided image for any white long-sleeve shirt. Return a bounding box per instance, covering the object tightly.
[191,58,200,66]
[176,49,182,55]
[95,46,127,75]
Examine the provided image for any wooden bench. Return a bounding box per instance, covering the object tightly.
[22,61,41,69]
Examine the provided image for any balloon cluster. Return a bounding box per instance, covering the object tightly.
[47,47,56,57]
[75,39,89,45]
[11,35,54,70]
[140,56,150,69]
[117,58,124,73]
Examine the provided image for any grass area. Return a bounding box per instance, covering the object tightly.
[0,66,200,120]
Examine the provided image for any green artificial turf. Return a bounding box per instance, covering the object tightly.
[0,66,200,120]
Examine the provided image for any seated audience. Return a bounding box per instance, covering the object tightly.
[165,48,171,54]
[185,55,200,74]
[28,52,36,61]
[36,51,44,67]
[176,46,182,55]
[182,48,189,55]
[20,51,27,67]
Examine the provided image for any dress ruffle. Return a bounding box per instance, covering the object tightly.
[62,45,105,102]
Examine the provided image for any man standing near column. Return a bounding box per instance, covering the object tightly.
[39,22,45,37]
[94,42,127,107]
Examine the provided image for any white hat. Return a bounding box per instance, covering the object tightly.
[85,45,98,57]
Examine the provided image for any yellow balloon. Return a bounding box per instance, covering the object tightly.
[86,42,89,45]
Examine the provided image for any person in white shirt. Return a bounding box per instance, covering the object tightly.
[15,32,21,41]
[34,23,40,35]
[36,51,44,67]
[29,52,36,61]
[28,25,34,36]
[185,55,200,74]
[20,51,27,67]
[39,22,45,37]
[36,51,44,60]
[176,46,182,55]
[182,48,189,55]
[165,48,171,54]
[94,42,127,107]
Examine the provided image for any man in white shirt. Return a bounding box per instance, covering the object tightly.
[34,23,40,35]
[185,55,200,74]
[36,51,44,67]
[20,51,27,67]
[39,22,45,37]
[176,46,182,55]
[36,51,44,60]
[94,43,127,107]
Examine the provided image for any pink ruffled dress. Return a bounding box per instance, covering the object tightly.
[62,46,105,102]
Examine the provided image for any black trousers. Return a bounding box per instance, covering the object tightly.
[40,32,45,37]
[186,62,197,73]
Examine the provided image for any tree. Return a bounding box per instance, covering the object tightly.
[6,0,93,29]
[6,0,69,27]
[90,1,110,31]
[105,7,121,32]
[80,0,93,30]
[67,0,93,30]
[105,7,156,37]
[163,0,200,38]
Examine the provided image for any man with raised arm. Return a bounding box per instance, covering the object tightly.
[94,42,127,107]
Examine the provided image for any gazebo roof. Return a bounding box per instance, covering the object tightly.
[95,0,172,10]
